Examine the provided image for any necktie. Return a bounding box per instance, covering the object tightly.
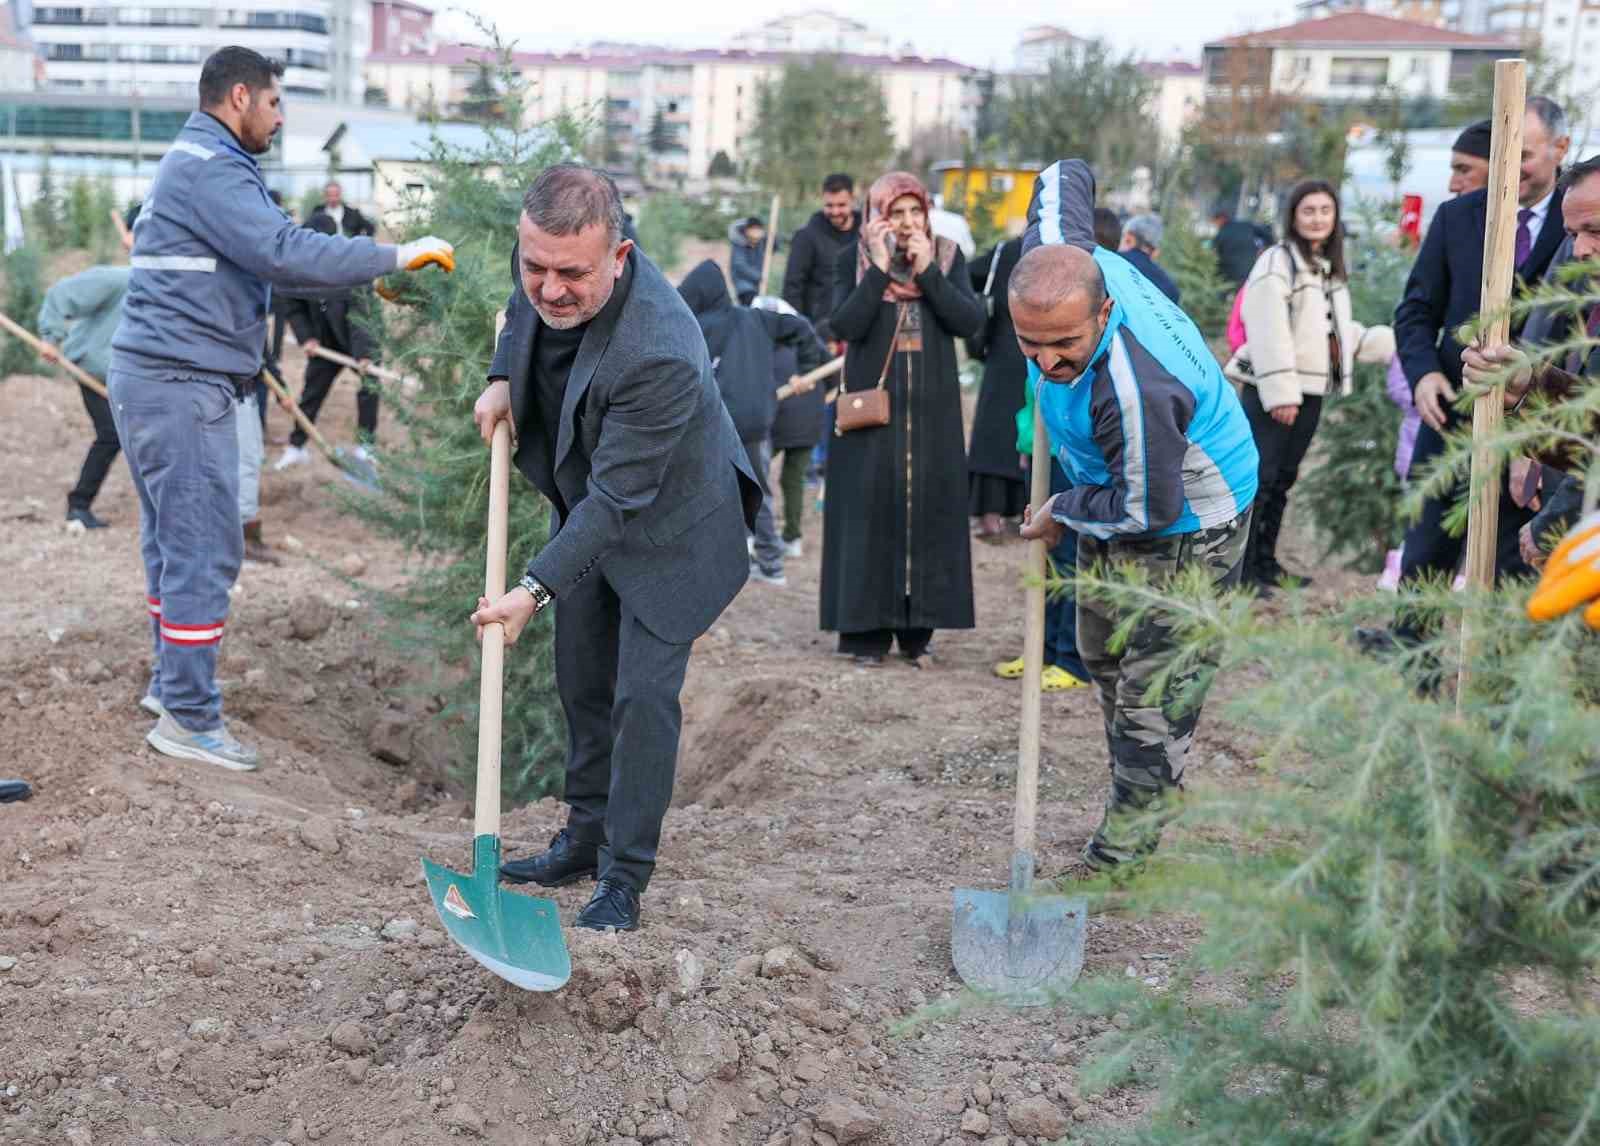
[1515,208,1534,270]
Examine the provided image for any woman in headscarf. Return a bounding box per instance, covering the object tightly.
[820,171,985,664]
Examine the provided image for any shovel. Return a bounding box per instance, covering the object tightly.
[421,418,570,992]
[952,400,1087,1005]
[257,368,381,492]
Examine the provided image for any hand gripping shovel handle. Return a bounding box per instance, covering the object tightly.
[0,310,108,398]
[774,355,845,402]
[1013,400,1052,896]
[309,344,413,389]
[474,419,511,840]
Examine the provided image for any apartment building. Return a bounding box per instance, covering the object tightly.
[1203,12,1519,102]
[363,41,976,181]
[18,0,368,102]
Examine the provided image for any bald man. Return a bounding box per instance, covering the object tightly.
[1016,159,1258,874]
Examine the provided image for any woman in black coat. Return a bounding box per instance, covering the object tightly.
[820,171,985,663]
[965,237,1027,537]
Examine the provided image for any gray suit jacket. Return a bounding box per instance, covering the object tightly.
[489,244,761,644]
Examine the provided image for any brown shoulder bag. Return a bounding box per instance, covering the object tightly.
[834,306,906,436]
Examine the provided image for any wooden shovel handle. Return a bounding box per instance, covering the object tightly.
[257,368,336,459]
[1013,399,1052,879]
[774,355,845,401]
[309,344,411,388]
[474,309,511,840]
[0,311,108,398]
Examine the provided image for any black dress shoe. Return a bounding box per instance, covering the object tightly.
[575,879,640,932]
[499,829,599,887]
[66,507,109,529]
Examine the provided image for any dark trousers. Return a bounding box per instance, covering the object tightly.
[1045,459,1089,681]
[838,628,933,659]
[555,571,693,893]
[1400,417,1534,588]
[289,353,379,448]
[776,446,810,541]
[1241,386,1323,576]
[68,381,121,512]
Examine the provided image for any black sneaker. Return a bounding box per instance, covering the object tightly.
[575,879,641,932]
[66,507,108,529]
[499,828,600,888]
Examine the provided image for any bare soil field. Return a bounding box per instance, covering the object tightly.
[0,351,1361,1146]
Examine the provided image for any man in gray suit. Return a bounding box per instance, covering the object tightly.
[471,165,760,932]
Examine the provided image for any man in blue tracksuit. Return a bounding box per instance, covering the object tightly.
[109,46,454,771]
[1016,159,1258,872]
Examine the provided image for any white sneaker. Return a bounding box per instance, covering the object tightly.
[146,713,259,772]
[272,445,310,472]
[746,536,755,558]
[352,445,374,463]
[749,563,788,587]
[784,538,803,559]
[139,692,166,718]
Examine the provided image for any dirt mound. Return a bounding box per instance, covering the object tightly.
[676,675,822,807]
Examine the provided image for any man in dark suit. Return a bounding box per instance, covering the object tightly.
[307,180,376,239]
[1388,96,1571,610]
[470,165,760,933]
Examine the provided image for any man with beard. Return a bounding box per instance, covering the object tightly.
[470,165,760,932]
[1015,159,1258,873]
[109,45,454,770]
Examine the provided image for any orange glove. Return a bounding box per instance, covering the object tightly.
[394,236,455,274]
[1526,512,1600,629]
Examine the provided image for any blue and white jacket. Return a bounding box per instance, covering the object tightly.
[1024,160,1258,540]
[111,111,397,382]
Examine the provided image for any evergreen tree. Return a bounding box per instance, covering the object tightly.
[647,108,675,156]
[458,62,502,124]
[1054,276,1600,1145]
[30,150,62,248]
[1160,204,1230,344]
[66,176,96,249]
[747,56,894,206]
[990,40,1160,197]
[341,41,585,803]
[0,244,42,375]
[707,150,736,179]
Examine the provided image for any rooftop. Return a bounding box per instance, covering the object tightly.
[1140,60,1203,77]
[1209,11,1520,48]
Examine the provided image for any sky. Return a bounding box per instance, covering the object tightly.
[443,0,1300,70]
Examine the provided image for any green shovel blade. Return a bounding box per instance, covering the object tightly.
[423,834,570,992]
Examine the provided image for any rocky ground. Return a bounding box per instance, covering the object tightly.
[0,351,1362,1146]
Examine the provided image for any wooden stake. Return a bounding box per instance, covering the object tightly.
[759,194,780,299]
[1458,58,1525,701]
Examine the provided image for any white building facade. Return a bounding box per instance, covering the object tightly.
[21,0,369,102]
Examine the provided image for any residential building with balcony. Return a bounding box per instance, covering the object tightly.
[18,0,368,102]
[1203,12,1520,103]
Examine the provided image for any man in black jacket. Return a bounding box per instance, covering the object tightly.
[472,166,760,932]
[1211,207,1274,286]
[781,173,860,343]
[273,199,385,471]
[1390,97,1571,600]
[679,260,827,585]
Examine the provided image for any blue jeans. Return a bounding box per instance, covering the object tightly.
[109,372,243,731]
[1045,459,1088,681]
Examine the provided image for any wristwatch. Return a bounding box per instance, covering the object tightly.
[517,573,554,615]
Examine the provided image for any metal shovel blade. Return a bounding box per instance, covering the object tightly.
[332,447,380,493]
[423,835,570,992]
[952,886,1087,1006]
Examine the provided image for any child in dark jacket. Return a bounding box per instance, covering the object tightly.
[679,259,827,584]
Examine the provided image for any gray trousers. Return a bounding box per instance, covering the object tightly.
[109,373,243,731]
[555,570,693,893]
[742,436,784,575]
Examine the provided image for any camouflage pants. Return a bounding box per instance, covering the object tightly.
[1077,510,1250,870]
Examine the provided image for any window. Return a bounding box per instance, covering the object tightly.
[1286,54,1312,77]
[281,48,329,70]
[43,42,113,61]
[218,9,329,33]
[117,7,206,25]
[32,8,111,24]
[117,43,205,63]
[1409,56,1427,75]
[1328,56,1389,88]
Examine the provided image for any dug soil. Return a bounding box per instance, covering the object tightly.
[0,355,1359,1146]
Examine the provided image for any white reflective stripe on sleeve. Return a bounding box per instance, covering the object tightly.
[131,256,218,273]
[167,140,215,161]
[1038,161,1064,246]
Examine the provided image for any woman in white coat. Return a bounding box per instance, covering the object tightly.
[1227,180,1395,591]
